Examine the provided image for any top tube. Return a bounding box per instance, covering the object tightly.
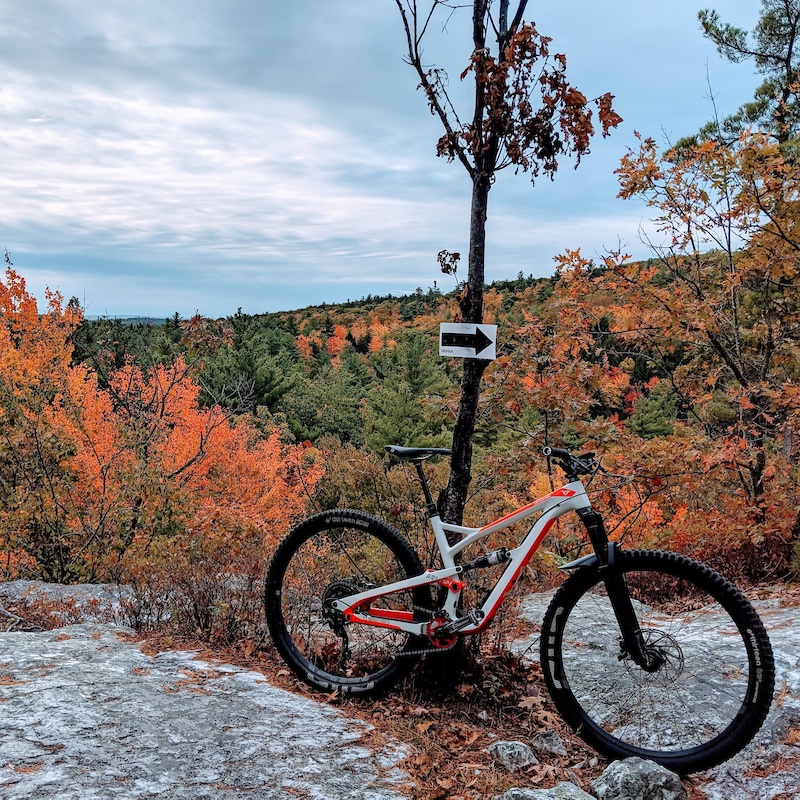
[432,479,591,566]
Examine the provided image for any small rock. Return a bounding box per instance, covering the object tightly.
[487,740,539,772]
[494,782,595,800]
[591,757,687,800]
[530,730,568,757]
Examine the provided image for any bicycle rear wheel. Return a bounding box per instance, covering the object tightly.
[265,510,431,696]
[541,549,774,773]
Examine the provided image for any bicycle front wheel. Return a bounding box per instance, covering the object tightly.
[541,549,774,773]
[265,510,431,696]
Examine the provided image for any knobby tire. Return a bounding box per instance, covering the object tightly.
[540,549,774,773]
[265,510,431,696]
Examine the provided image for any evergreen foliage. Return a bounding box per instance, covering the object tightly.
[627,382,679,439]
[278,364,366,445]
[363,331,454,449]
[695,1,800,143]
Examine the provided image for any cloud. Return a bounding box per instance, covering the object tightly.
[0,0,767,317]
[1,69,457,291]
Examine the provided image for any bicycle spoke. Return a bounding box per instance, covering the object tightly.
[562,586,751,748]
[266,513,430,693]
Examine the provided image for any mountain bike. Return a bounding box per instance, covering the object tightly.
[265,445,775,773]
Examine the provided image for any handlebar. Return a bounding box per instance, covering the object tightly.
[542,446,572,461]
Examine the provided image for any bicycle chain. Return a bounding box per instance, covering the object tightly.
[400,639,459,658]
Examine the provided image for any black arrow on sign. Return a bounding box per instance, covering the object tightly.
[441,327,493,355]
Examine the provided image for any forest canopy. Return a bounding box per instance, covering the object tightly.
[2,2,800,637]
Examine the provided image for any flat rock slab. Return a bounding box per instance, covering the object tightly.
[0,624,408,800]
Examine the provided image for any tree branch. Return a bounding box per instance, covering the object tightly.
[394,0,475,177]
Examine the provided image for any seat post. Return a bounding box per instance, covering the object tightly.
[412,460,439,518]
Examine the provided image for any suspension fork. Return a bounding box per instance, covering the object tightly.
[578,508,663,672]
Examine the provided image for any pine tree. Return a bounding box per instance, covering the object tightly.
[697,1,800,143]
[627,382,679,439]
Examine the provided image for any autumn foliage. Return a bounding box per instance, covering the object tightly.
[487,130,800,578]
[3,129,799,607]
[0,265,321,588]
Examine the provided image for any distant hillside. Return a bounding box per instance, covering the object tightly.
[255,271,556,330]
[85,316,167,326]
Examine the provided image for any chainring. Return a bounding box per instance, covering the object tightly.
[426,616,458,649]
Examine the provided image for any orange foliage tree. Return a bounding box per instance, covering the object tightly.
[0,260,85,579]
[0,263,321,583]
[545,131,800,574]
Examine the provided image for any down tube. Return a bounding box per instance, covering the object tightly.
[460,499,584,634]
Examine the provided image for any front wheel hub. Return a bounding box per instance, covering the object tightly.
[622,629,684,686]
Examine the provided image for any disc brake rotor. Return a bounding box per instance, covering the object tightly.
[622,629,684,687]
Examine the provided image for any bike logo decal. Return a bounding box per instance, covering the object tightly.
[324,515,370,529]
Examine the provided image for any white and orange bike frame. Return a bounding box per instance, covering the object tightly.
[331,479,592,637]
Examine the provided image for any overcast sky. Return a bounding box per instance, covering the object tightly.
[1,1,760,318]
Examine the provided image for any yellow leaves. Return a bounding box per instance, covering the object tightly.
[367,319,392,352]
[482,288,503,323]
[616,135,663,198]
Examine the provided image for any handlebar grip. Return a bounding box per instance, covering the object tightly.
[543,446,572,461]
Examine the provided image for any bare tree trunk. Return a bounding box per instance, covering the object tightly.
[436,1,497,527]
[438,172,491,526]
